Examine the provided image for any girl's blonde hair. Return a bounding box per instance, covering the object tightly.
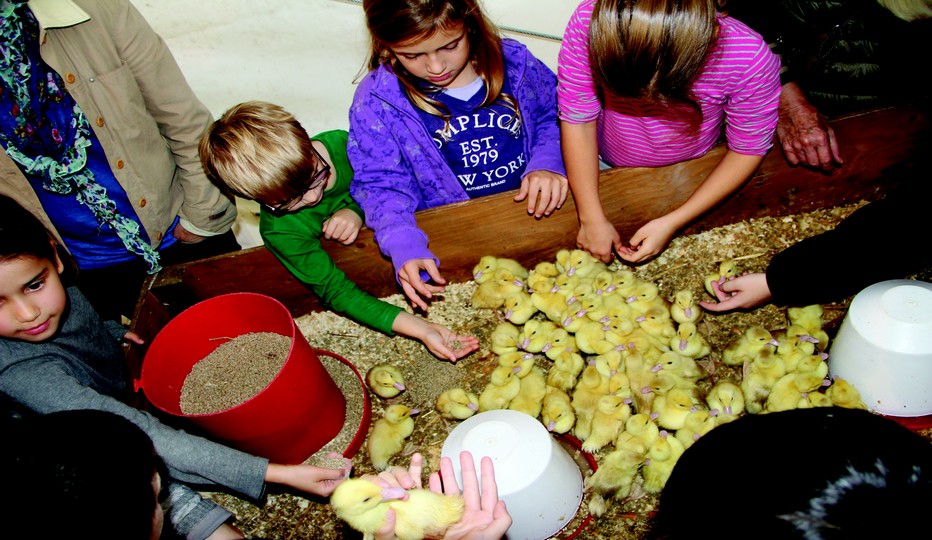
[589,0,719,126]
[362,0,519,129]
[876,0,932,21]
[199,101,318,204]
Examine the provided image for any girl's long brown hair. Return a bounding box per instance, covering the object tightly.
[589,0,718,127]
[362,0,519,129]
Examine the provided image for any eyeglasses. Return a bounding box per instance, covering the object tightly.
[263,145,332,216]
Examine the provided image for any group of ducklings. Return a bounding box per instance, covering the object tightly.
[459,252,867,517]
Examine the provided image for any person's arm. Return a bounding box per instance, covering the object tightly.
[619,151,763,263]
[699,272,773,312]
[391,311,480,363]
[347,85,444,309]
[561,120,621,264]
[110,0,235,235]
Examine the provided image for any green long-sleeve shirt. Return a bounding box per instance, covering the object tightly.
[260,130,402,334]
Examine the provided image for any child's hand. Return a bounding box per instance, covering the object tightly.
[422,323,480,363]
[122,331,145,345]
[372,453,425,540]
[699,272,772,313]
[576,218,622,264]
[322,209,363,245]
[617,216,676,264]
[515,170,568,218]
[265,454,352,497]
[399,259,446,311]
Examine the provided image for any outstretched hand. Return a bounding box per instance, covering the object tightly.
[428,451,512,540]
[265,454,352,497]
[515,170,568,218]
[776,82,843,171]
[699,272,772,313]
[399,259,446,311]
[422,322,480,363]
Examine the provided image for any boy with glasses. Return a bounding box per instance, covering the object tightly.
[200,101,478,362]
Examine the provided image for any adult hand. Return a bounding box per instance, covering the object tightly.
[617,216,677,264]
[576,218,622,264]
[776,82,843,171]
[322,208,363,245]
[699,272,773,313]
[398,259,446,311]
[515,170,568,218]
[428,451,511,540]
[172,223,207,244]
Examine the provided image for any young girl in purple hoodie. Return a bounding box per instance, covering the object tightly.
[348,0,567,311]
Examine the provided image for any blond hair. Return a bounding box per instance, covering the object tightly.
[589,0,718,126]
[362,0,519,131]
[877,0,932,21]
[199,101,317,204]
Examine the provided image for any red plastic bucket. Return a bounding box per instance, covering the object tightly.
[137,293,345,464]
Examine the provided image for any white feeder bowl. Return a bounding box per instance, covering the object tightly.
[441,410,584,540]
[828,280,932,417]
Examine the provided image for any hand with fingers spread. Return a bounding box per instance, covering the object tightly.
[398,259,447,311]
[428,451,512,540]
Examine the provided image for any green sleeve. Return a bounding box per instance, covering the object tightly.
[260,211,401,335]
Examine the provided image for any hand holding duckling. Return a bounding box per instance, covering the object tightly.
[700,272,772,313]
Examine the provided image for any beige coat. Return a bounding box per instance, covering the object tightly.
[0,0,234,249]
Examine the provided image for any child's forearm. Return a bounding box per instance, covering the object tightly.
[561,120,605,223]
[390,310,430,342]
[664,150,762,230]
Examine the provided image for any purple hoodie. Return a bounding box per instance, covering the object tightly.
[348,38,565,276]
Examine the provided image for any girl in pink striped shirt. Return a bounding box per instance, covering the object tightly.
[558,0,780,264]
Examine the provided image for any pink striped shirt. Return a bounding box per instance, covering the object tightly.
[557,0,781,167]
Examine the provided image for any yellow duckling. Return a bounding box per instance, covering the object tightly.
[626,281,669,318]
[556,248,606,278]
[496,351,535,378]
[652,387,700,431]
[624,350,659,413]
[655,351,703,383]
[642,431,686,494]
[670,322,712,359]
[366,364,406,399]
[741,348,787,414]
[703,260,739,297]
[722,325,778,366]
[490,321,520,356]
[546,350,585,392]
[825,378,867,409]
[574,319,613,355]
[509,366,548,418]
[636,305,677,344]
[518,319,557,353]
[478,365,521,412]
[472,255,528,283]
[582,394,632,453]
[670,289,703,325]
[560,293,603,334]
[799,390,834,408]
[541,387,576,434]
[585,447,646,516]
[502,290,537,325]
[572,364,610,440]
[764,372,824,413]
[674,409,717,449]
[542,327,576,361]
[470,268,524,309]
[791,354,829,380]
[615,412,661,454]
[530,288,568,323]
[705,380,745,421]
[608,371,633,401]
[787,304,830,350]
[368,404,418,471]
[527,261,560,293]
[331,478,464,540]
[435,388,479,420]
[610,269,644,299]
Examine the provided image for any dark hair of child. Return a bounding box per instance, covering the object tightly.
[0,194,77,283]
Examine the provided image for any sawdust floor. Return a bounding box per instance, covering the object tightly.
[203,202,932,539]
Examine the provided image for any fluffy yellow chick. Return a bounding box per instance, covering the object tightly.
[652,387,700,431]
[703,260,739,297]
[741,348,787,414]
[764,372,824,413]
[560,294,603,333]
[625,350,658,413]
[642,431,686,494]
[472,255,528,283]
[585,448,645,515]
[791,354,829,380]
[331,478,464,540]
[542,327,576,361]
[574,320,612,355]
[435,388,479,420]
[478,365,521,412]
[527,261,559,293]
[670,289,703,325]
[608,371,633,401]
[530,288,568,323]
[788,305,830,352]
[610,269,644,298]
[502,290,537,325]
[546,350,585,392]
[572,364,610,440]
[496,351,535,378]
[556,248,606,278]
[616,412,661,454]
[582,394,632,453]
[674,409,717,449]
[825,378,868,409]
[470,268,523,309]
[509,366,548,418]
[722,325,778,366]
[655,351,703,383]
[705,380,745,421]
[799,390,834,408]
[368,404,417,471]
[637,306,677,343]
[367,364,406,399]
[541,387,576,434]
[490,321,521,356]
[518,319,558,353]
[670,322,712,359]
[594,349,624,379]
[626,282,669,319]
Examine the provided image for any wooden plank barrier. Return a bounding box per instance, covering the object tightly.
[127,103,929,372]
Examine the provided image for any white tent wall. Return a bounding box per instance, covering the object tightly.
[130,0,576,247]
